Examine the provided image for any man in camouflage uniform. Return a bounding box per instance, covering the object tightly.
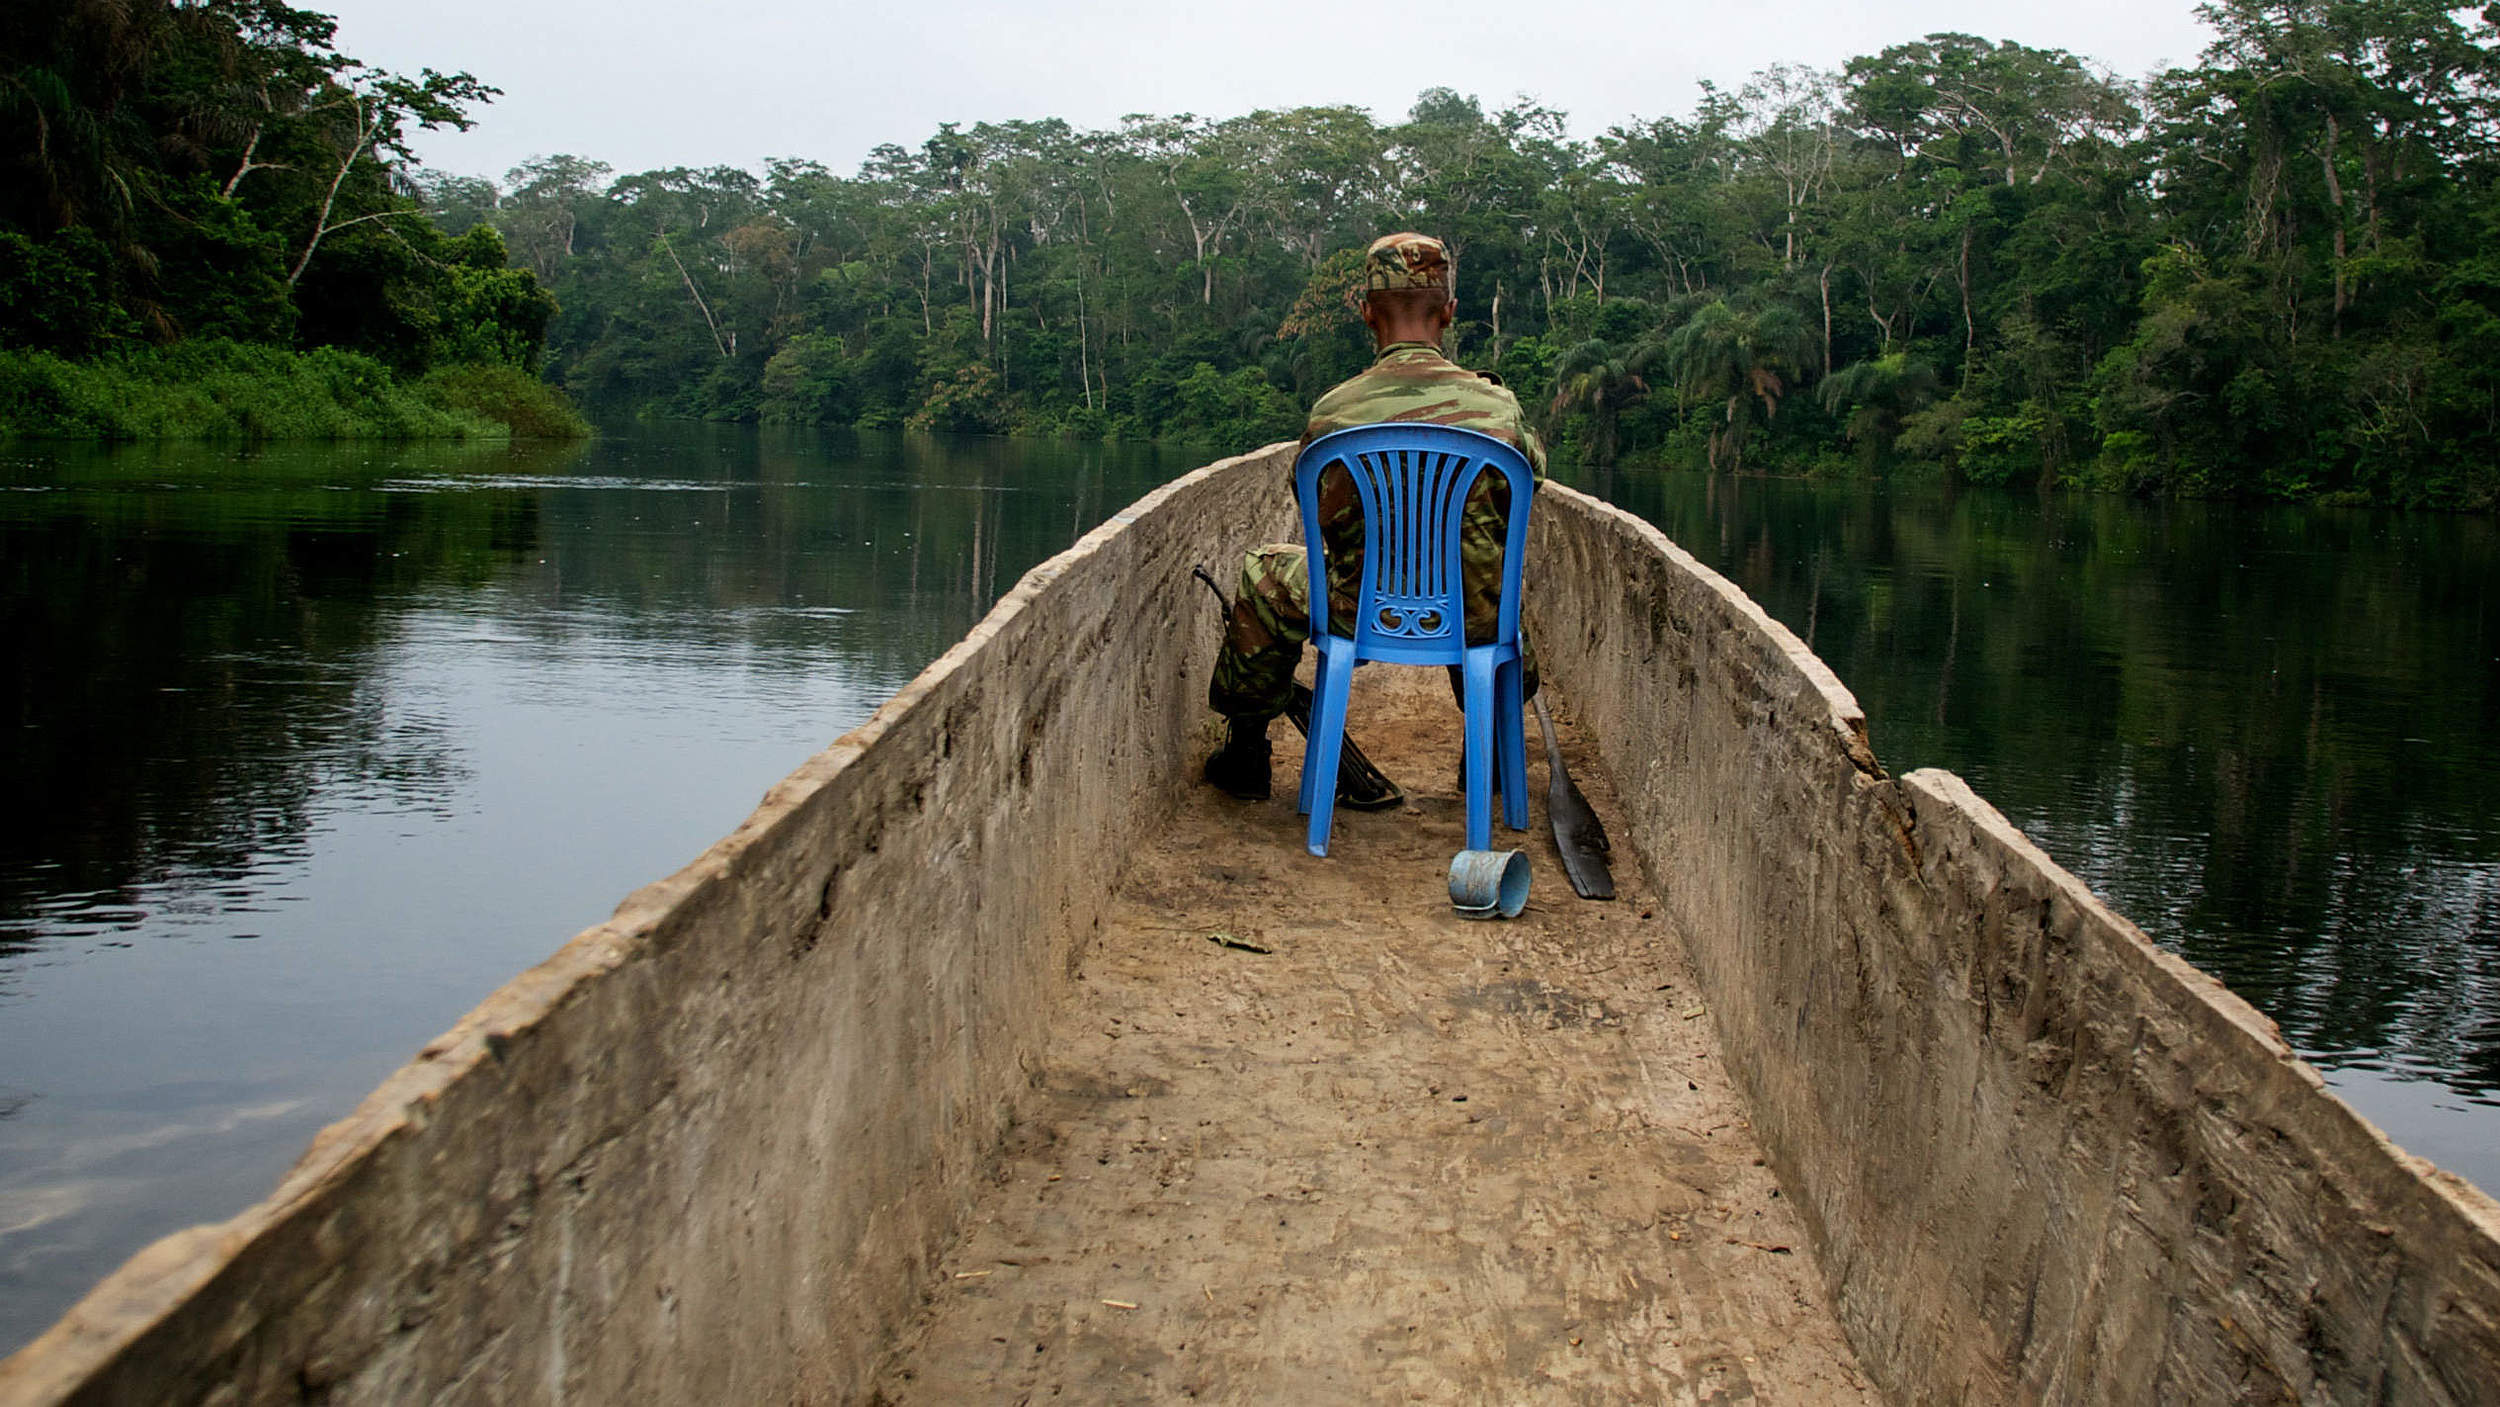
[1204,231,1544,800]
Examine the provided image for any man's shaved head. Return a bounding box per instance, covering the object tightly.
[1360,285,1455,349]
[1365,286,1456,321]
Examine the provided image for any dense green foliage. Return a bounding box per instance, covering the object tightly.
[442,1,2500,506]
[0,341,585,439]
[0,0,573,438]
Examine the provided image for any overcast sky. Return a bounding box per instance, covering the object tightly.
[317,0,2220,184]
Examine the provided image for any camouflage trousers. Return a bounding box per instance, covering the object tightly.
[1207,544,1539,722]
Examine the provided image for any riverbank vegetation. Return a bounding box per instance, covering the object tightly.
[0,0,581,440]
[0,341,584,440]
[431,0,2500,507]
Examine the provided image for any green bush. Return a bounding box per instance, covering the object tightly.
[1156,362,1302,446]
[0,341,587,441]
[417,363,593,438]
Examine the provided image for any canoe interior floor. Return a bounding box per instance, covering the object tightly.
[871,668,1875,1405]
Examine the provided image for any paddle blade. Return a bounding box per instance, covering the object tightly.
[1547,772,1617,899]
[1533,697,1615,900]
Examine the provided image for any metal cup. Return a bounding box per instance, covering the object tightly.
[1448,849,1531,919]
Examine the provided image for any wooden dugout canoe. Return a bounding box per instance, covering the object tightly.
[3,443,2496,1404]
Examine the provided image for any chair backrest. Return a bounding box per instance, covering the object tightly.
[1294,423,1536,666]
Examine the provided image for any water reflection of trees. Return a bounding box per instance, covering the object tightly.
[431,426,1196,674]
[0,429,1188,958]
[1612,471,2500,1098]
[0,443,563,947]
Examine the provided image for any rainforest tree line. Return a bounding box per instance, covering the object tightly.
[6,1,2500,501]
[414,0,2500,506]
[0,0,576,437]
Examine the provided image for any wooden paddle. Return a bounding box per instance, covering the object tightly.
[1535,695,1616,899]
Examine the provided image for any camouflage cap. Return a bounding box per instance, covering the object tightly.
[1364,232,1452,292]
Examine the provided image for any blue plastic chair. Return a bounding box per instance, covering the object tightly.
[1294,423,1535,857]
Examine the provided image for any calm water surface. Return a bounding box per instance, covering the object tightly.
[2,430,2492,1349]
[0,425,1192,1349]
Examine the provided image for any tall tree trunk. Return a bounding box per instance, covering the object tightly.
[919,243,934,335]
[659,232,731,357]
[2360,135,2383,253]
[979,226,999,345]
[288,96,382,284]
[1818,262,1834,376]
[1076,279,1094,412]
[2245,132,2284,260]
[1959,225,1976,381]
[222,126,268,198]
[2318,113,2348,337]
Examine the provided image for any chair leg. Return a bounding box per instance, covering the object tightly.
[1461,653,1497,853]
[1297,652,1327,818]
[1303,653,1356,857]
[1498,661,1528,832]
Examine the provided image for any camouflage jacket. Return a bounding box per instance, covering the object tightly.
[1299,341,1546,638]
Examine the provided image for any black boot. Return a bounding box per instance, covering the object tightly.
[1203,717,1272,800]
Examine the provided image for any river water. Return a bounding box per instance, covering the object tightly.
[1,427,2492,1350]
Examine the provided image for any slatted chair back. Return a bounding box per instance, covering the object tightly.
[1293,424,1534,665]
[1290,423,1537,857]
